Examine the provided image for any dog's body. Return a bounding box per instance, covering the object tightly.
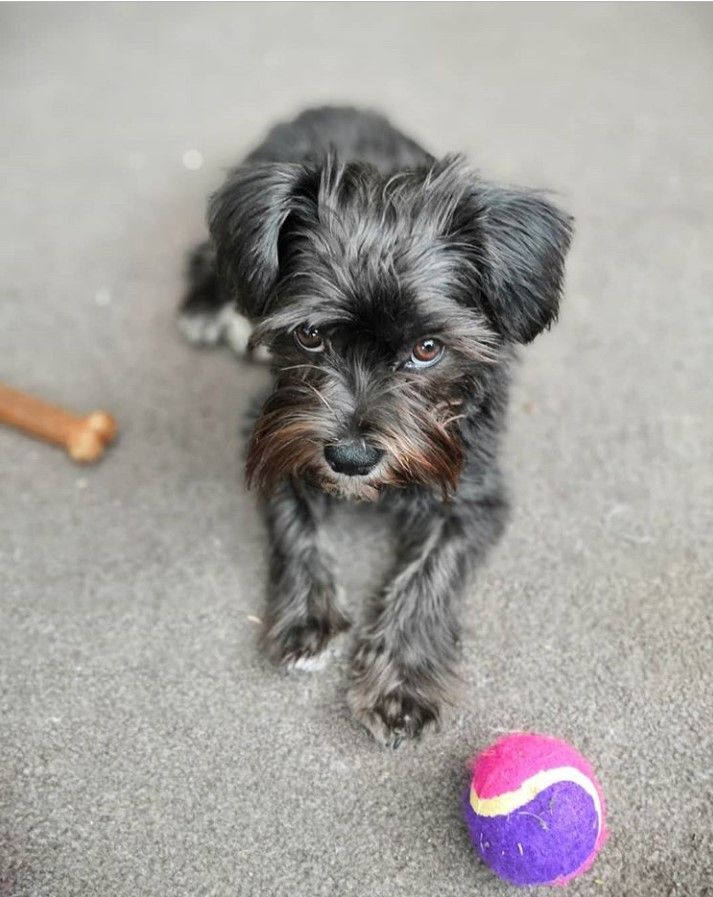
[180,107,572,746]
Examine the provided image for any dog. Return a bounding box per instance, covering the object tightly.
[179,107,572,746]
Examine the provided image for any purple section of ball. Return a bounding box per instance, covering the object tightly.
[464,781,599,886]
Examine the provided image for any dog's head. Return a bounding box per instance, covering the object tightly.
[209,155,572,500]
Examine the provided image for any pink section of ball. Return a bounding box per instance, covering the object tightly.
[471,732,600,799]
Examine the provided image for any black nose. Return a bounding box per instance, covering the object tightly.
[324,440,384,476]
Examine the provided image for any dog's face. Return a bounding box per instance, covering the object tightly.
[209,156,572,500]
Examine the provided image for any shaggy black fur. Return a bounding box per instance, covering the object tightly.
[180,107,573,746]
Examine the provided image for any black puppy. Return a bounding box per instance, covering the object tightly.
[179,107,572,746]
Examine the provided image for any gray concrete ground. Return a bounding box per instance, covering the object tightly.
[1,3,712,896]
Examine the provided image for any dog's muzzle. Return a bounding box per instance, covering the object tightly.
[324,440,384,476]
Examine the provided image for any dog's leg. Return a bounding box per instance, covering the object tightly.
[349,492,508,746]
[263,480,350,670]
[177,241,254,356]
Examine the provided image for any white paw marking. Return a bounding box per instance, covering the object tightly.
[288,634,346,673]
[178,305,253,355]
[223,310,254,355]
[291,653,329,673]
[249,343,273,364]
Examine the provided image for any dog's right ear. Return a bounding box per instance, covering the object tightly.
[207,162,315,319]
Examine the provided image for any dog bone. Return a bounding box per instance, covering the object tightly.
[0,383,117,463]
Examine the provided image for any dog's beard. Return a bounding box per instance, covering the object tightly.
[245,380,464,501]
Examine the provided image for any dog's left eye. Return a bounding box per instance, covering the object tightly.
[407,337,444,369]
[293,324,325,353]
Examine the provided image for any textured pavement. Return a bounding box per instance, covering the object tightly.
[1,4,712,896]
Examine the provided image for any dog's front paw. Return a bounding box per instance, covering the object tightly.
[178,304,253,355]
[348,639,444,747]
[264,602,350,672]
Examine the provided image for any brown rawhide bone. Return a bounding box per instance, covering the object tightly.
[0,383,117,463]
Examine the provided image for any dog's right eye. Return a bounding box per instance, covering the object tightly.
[406,337,445,369]
[293,324,325,353]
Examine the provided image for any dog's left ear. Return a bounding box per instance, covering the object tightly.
[457,183,574,344]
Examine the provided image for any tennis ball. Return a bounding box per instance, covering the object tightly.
[464,732,607,886]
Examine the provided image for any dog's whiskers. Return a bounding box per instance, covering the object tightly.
[278,363,324,375]
[442,413,466,427]
[306,383,334,411]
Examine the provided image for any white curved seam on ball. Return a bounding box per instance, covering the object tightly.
[470,765,602,835]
